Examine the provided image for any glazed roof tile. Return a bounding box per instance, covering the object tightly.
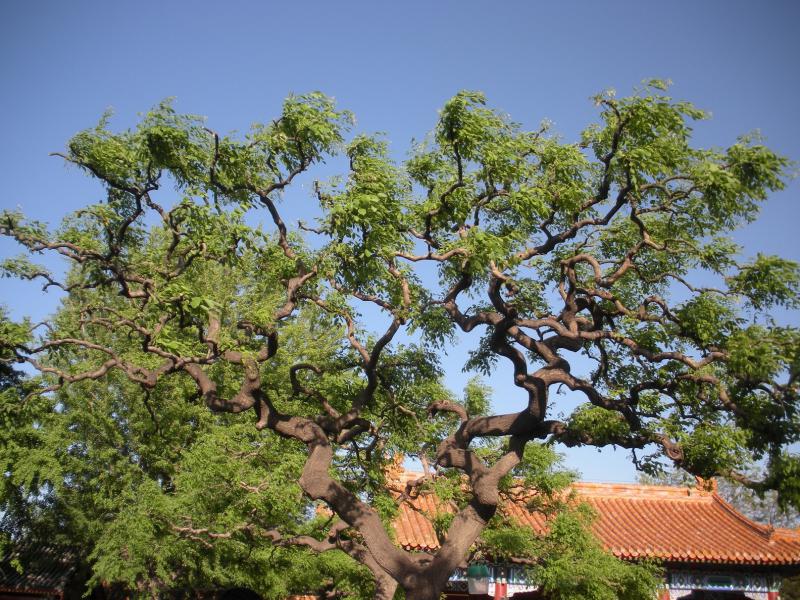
[391,475,800,566]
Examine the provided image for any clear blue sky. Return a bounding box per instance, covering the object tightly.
[1,0,798,481]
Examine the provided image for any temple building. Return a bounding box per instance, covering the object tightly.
[392,470,800,600]
[3,475,799,599]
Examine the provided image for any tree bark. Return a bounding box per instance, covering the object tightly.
[403,580,447,600]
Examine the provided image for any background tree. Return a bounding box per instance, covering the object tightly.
[1,81,798,600]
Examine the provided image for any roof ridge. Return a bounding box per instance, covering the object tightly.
[570,481,710,499]
[397,471,709,499]
[772,527,800,542]
[710,491,774,539]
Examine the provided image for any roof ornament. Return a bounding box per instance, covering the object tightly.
[694,476,718,493]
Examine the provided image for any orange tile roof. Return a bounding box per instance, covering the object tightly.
[391,475,800,566]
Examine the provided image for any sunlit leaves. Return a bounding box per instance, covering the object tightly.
[677,422,750,478]
[527,504,661,600]
[565,405,633,448]
[479,498,659,599]
[478,520,537,562]
[765,454,800,512]
[463,377,491,417]
[321,134,410,264]
[507,444,577,514]
[728,254,800,310]
[0,310,32,360]
[675,293,739,347]
[436,91,495,160]
[725,326,799,383]
[274,92,353,163]
[1,81,798,596]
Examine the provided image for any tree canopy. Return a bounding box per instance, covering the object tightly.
[1,81,798,600]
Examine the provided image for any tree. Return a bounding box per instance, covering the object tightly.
[1,81,798,600]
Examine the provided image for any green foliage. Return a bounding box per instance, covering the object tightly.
[530,504,661,600]
[765,453,800,512]
[478,520,538,562]
[0,309,31,362]
[675,293,739,347]
[725,326,799,383]
[1,82,797,598]
[728,253,800,310]
[677,422,750,478]
[566,405,633,448]
[463,377,491,417]
[783,576,800,600]
[0,275,378,597]
[504,444,577,514]
[479,492,660,600]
